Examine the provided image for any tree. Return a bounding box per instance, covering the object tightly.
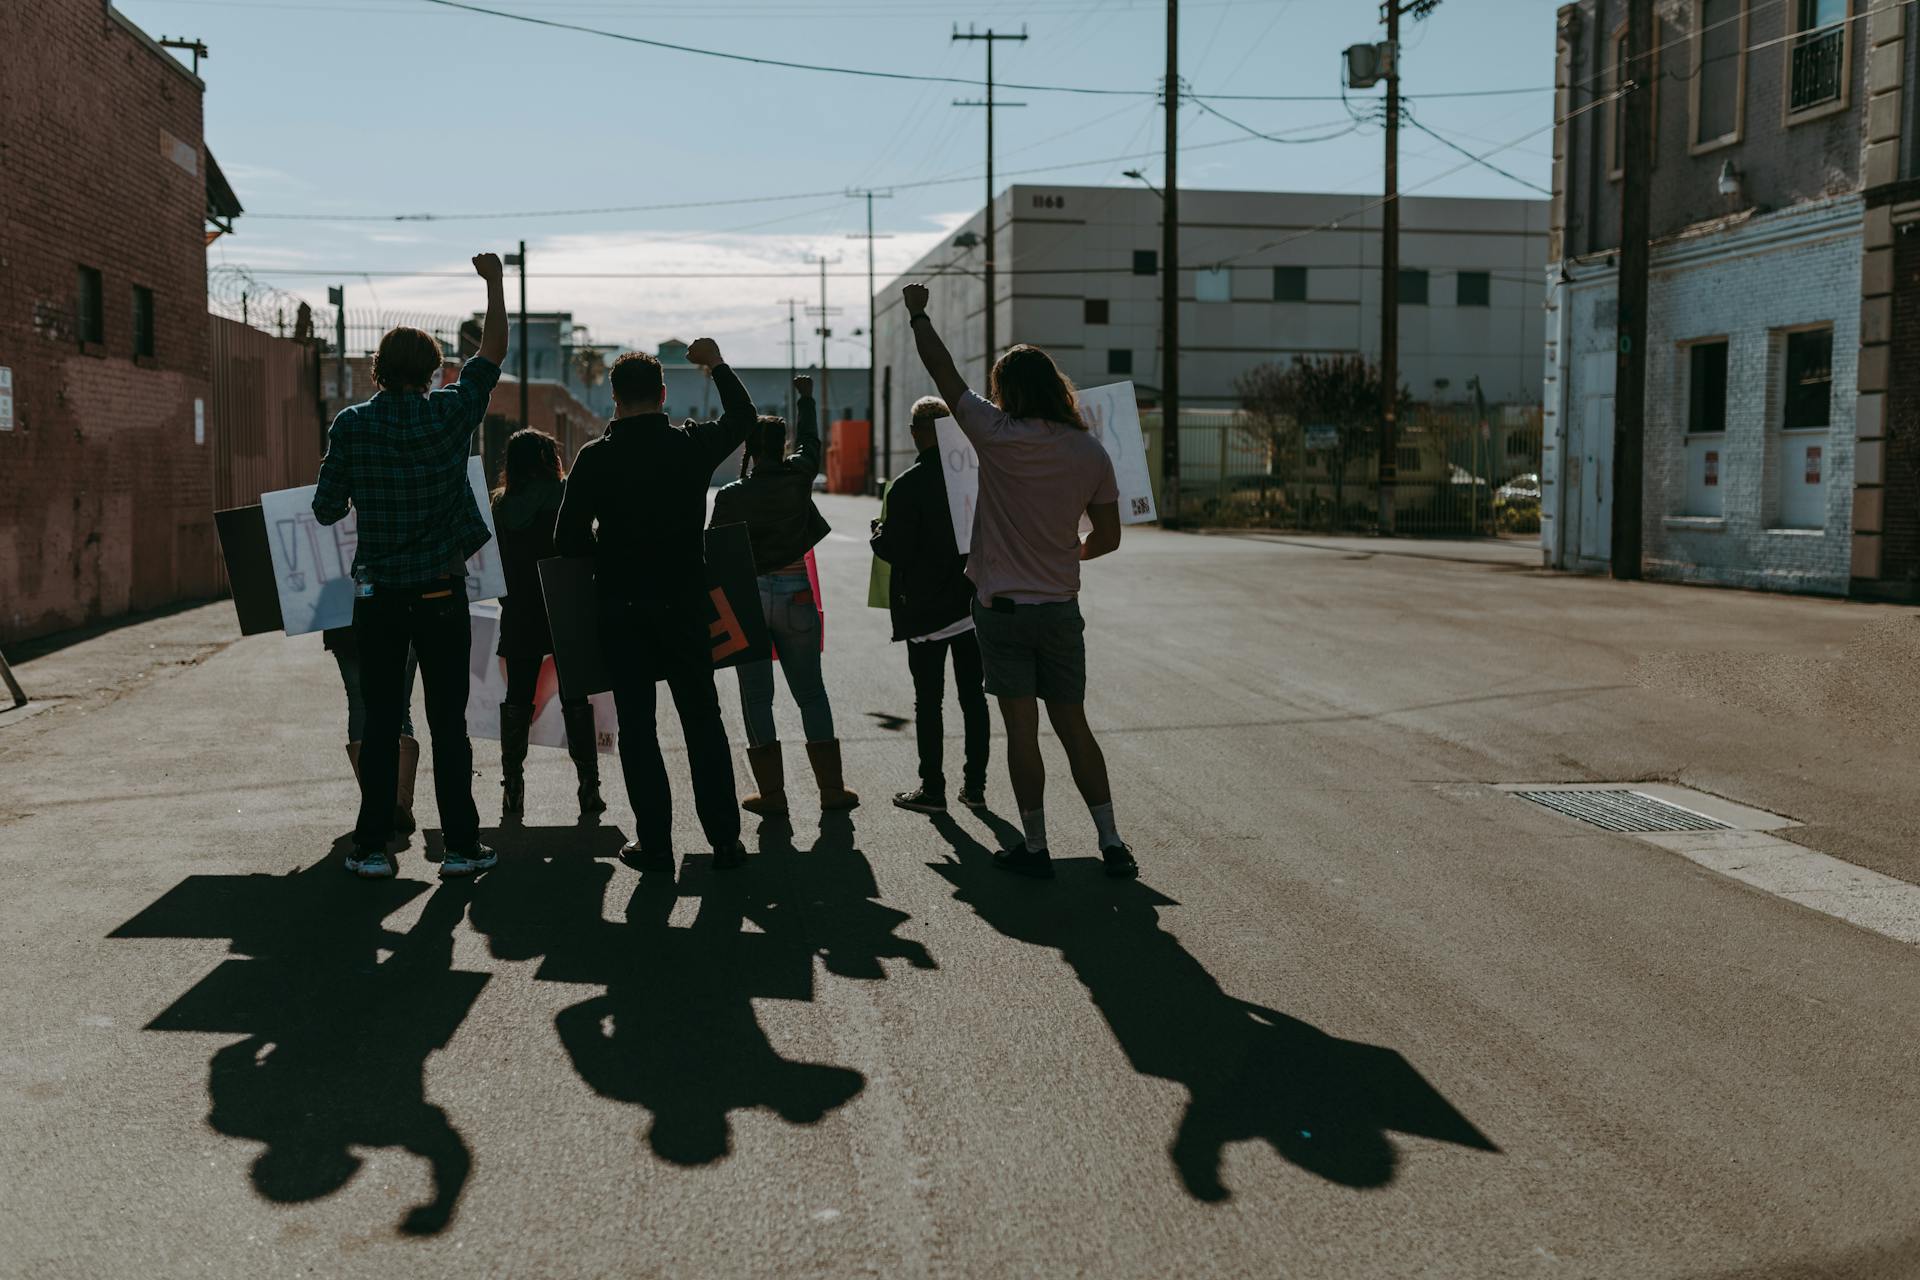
[1237,355,1408,528]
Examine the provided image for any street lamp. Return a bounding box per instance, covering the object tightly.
[1122,169,1164,200]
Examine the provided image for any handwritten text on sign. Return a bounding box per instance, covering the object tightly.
[259,456,506,636]
[936,381,1157,555]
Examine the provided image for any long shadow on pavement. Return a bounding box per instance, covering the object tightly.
[109,836,503,1235]
[466,809,932,1167]
[927,813,1499,1199]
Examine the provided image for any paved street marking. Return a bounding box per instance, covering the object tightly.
[1499,782,1920,946]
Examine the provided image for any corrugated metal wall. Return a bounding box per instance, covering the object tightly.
[207,315,324,589]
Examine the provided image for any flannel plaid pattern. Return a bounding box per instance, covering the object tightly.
[313,355,500,587]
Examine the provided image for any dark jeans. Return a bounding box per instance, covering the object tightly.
[353,581,479,850]
[600,593,740,853]
[907,629,990,797]
[502,652,586,714]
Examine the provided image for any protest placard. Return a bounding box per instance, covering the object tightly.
[212,505,286,636]
[257,456,506,636]
[464,602,618,754]
[538,521,770,699]
[937,381,1157,553]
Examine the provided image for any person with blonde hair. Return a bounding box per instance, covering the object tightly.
[870,394,989,814]
[900,282,1134,881]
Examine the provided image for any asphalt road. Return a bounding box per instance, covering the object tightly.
[5,494,1920,1279]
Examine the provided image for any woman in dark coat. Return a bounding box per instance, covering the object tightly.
[708,374,856,816]
[492,428,603,818]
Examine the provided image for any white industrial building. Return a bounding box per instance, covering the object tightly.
[872,183,1548,483]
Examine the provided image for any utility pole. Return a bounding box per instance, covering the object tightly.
[776,297,807,424]
[504,240,528,428]
[848,188,894,492]
[327,284,346,409]
[805,255,844,423]
[1161,0,1181,528]
[953,25,1028,370]
[1612,0,1651,579]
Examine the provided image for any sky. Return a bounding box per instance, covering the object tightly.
[124,0,1563,367]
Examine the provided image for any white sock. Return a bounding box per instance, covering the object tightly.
[1020,807,1049,853]
[1089,801,1121,848]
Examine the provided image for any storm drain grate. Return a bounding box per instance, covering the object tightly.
[1513,789,1730,833]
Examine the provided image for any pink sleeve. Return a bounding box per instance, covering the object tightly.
[952,389,1008,445]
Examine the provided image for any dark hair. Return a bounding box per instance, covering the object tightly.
[493,427,564,499]
[372,326,443,392]
[989,344,1084,429]
[738,415,788,480]
[609,351,665,407]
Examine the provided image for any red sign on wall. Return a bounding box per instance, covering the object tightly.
[1704,450,1719,487]
[1805,445,1822,485]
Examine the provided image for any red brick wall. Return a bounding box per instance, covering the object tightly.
[0,3,214,643]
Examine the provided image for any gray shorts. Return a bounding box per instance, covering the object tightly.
[970,598,1087,703]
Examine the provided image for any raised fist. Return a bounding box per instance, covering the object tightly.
[472,253,504,283]
[793,374,813,398]
[901,283,930,316]
[685,337,723,369]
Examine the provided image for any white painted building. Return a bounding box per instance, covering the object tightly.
[1543,199,1861,592]
[872,183,1548,482]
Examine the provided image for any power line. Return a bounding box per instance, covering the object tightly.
[1401,113,1550,196]
[1188,98,1368,146]
[411,0,1550,103]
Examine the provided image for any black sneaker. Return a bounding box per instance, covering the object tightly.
[619,843,674,875]
[992,842,1055,879]
[892,787,947,815]
[958,784,987,808]
[439,842,497,879]
[344,845,394,879]
[712,840,747,871]
[1102,842,1139,880]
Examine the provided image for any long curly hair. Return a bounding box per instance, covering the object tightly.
[493,428,564,498]
[738,415,789,480]
[988,344,1085,430]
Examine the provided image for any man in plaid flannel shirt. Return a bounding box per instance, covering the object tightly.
[313,252,508,881]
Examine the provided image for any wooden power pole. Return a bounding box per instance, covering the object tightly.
[1612,0,1652,579]
[953,25,1028,371]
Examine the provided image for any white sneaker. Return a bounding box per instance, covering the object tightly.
[346,846,395,879]
[439,843,497,879]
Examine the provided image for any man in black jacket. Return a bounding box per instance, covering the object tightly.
[870,396,989,815]
[554,339,751,873]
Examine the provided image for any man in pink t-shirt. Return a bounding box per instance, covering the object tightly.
[901,282,1136,881]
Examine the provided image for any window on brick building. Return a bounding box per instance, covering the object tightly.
[1456,271,1491,307]
[132,286,156,358]
[1687,341,1728,433]
[1691,0,1746,149]
[1782,327,1832,430]
[76,265,104,345]
[1397,269,1429,306]
[1273,266,1307,302]
[1775,325,1833,528]
[1788,0,1849,117]
[1108,349,1133,375]
[1084,299,1109,325]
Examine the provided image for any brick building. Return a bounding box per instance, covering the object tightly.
[0,3,241,642]
[1542,0,1920,597]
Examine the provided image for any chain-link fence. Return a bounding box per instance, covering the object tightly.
[1141,404,1543,535]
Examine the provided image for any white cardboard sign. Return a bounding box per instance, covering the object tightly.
[465,602,618,754]
[259,455,505,635]
[937,381,1157,554]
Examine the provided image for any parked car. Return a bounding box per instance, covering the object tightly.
[1497,472,1541,503]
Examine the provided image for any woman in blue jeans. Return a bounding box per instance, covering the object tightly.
[709,374,857,815]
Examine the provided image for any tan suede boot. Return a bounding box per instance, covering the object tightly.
[741,742,789,816]
[394,734,420,835]
[805,738,859,811]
